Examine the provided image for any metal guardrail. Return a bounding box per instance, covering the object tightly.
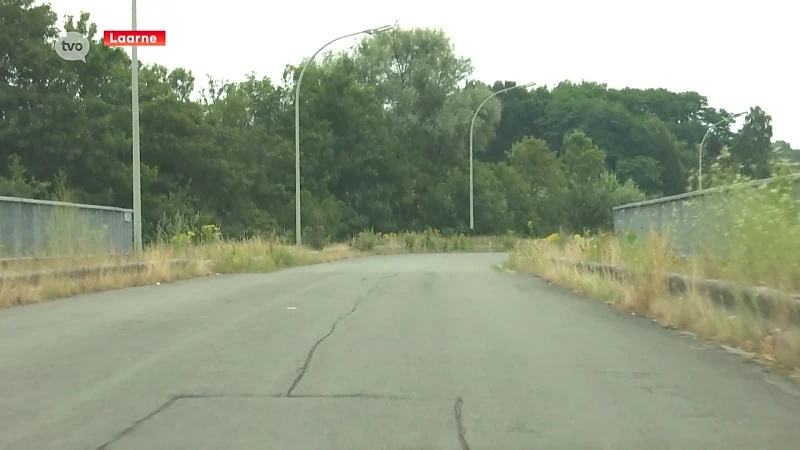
[0,196,134,259]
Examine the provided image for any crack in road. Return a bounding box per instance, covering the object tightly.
[95,395,186,450]
[290,392,417,400]
[286,273,398,397]
[167,392,425,401]
[454,397,471,450]
[94,390,427,449]
[96,393,267,448]
[97,273,403,449]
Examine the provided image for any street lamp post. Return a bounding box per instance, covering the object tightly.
[468,82,535,230]
[698,111,746,190]
[294,25,392,246]
[131,0,142,253]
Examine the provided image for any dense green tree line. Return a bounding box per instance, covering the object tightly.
[1,0,794,243]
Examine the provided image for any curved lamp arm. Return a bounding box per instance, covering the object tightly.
[468,82,535,230]
[295,26,392,107]
[697,111,747,190]
[293,25,393,245]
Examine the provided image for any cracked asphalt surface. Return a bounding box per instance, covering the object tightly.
[2,252,800,449]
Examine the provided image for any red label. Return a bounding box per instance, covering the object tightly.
[103,30,166,46]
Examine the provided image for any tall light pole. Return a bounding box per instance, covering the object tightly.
[469,82,535,230]
[131,0,142,253]
[294,25,392,246]
[698,111,746,190]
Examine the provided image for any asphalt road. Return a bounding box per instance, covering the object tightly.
[2,253,800,450]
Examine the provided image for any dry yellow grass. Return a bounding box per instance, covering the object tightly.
[0,238,363,310]
[509,235,800,381]
[0,229,504,310]
[0,229,514,310]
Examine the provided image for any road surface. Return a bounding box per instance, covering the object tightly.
[1,253,800,449]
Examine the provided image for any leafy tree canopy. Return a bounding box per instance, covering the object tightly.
[0,1,785,241]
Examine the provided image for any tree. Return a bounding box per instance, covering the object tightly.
[562,131,606,181]
[705,146,751,187]
[0,155,50,198]
[482,81,547,163]
[506,137,568,235]
[2,0,783,242]
[560,131,646,232]
[731,106,774,180]
[631,115,687,196]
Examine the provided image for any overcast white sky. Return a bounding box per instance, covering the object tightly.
[44,0,797,144]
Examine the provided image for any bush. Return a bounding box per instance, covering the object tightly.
[403,233,417,250]
[155,212,222,247]
[421,228,441,250]
[303,225,327,250]
[353,230,379,251]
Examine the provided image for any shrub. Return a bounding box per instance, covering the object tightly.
[155,212,222,247]
[353,230,379,251]
[303,225,327,250]
[403,233,418,250]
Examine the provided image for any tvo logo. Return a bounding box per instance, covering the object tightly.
[55,31,90,62]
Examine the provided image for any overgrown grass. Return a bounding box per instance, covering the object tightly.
[0,237,364,309]
[350,228,518,253]
[534,177,800,292]
[508,179,800,380]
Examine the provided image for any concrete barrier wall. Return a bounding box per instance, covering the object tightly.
[612,174,800,256]
[0,196,134,259]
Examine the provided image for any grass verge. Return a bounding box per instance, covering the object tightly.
[508,233,800,382]
[0,229,516,310]
[0,238,364,309]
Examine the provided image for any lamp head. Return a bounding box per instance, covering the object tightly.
[366,25,393,35]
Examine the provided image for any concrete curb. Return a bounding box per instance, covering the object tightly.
[0,259,213,287]
[559,258,800,325]
[0,255,124,268]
